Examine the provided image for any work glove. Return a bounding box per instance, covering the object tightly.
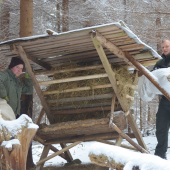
[25,73,30,78]
[3,95,9,102]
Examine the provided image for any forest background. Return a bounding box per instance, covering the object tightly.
[0,0,170,136]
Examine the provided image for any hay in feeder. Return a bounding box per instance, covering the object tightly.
[45,62,137,123]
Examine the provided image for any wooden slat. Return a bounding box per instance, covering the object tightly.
[47,93,113,104]
[43,84,112,95]
[35,64,104,76]
[17,45,55,124]
[51,106,122,115]
[38,73,108,86]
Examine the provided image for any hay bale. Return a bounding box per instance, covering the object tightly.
[45,63,137,123]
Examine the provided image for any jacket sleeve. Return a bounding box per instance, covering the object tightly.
[0,71,8,98]
[21,78,33,95]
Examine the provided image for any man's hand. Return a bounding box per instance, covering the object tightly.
[3,95,9,102]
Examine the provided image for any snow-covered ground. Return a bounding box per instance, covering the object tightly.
[32,133,170,168]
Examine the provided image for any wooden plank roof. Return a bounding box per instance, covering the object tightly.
[0,21,160,71]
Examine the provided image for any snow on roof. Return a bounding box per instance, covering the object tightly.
[89,143,170,170]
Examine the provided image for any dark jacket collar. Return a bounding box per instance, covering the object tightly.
[161,53,170,59]
[6,69,17,79]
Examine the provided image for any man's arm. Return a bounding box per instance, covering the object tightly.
[0,71,8,99]
[21,74,33,95]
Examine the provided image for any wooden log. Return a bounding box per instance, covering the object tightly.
[36,141,82,166]
[0,114,38,170]
[37,111,127,140]
[38,73,108,86]
[60,143,73,162]
[89,153,139,170]
[45,132,120,144]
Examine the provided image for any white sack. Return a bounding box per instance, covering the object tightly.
[0,98,16,120]
[138,68,170,101]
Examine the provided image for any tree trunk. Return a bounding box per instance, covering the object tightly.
[0,115,38,170]
[20,0,34,169]
[62,0,69,32]
[156,16,161,55]
[1,0,10,41]
[20,0,33,37]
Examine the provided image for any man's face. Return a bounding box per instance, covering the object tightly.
[10,64,24,77]
[161,40,170,56]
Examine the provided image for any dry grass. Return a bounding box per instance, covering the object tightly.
[45,63,137,123]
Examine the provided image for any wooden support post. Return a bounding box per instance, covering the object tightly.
[36,145,50,170]
[60,143,73,162]
[115,134,123,146]
[36,108,45,125]
[109,113,148,153]
[91,34,129,112]
[17,45,55,124]
[91,32,148,151]
[124,51,170,101]
[34,135,67,160]
[36,141,82,166]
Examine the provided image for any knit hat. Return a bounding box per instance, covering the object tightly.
[8,57,25,69]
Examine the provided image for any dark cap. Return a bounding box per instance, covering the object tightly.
[8,57,25,69]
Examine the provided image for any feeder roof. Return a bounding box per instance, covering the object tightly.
[0,21,160,72]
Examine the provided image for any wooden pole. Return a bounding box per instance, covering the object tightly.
[124,51,170,101]
[17,45,55,124]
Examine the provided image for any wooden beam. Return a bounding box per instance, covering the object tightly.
[34,64,104,76]
[60,143,73,163]
[36,141,82,166]
[17,45,55,124]
[38,73,108,86]
[45,132,120,144]
[91,32,148,150]
[34,135,67,160]
[36,108,45,125]
[91,34,130,112]
[36,145,50,170]
[43,83,136,96]
[10,44,51,70]
[47,93,113,104]
[51,106,122,115]
[91,30,135,68]
[109,113,148,154]
[125,51,170,101]
[125,111,148,151]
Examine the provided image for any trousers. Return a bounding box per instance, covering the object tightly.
[155,96,170,159]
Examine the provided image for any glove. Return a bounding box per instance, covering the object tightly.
[25,73,30,78]
[3,95,9,102]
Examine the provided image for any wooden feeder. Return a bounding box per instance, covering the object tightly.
[0,21,165,169]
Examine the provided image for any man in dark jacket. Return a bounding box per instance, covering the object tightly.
[0,57,33,118]
[154,39,170,159]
